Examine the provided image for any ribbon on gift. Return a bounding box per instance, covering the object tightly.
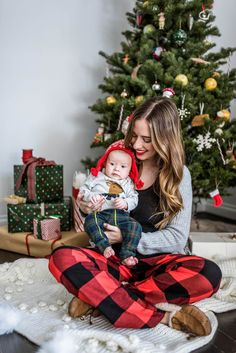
[25,231,62,257]
[15,157,56,202]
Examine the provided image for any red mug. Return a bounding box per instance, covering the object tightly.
[22,149,33,164]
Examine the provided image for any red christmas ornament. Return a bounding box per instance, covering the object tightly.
[136,11,143,26]
[162,87,175,98]
[153,46,163,61]
[209,189,223,208]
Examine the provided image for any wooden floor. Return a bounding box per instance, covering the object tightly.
[0,213,236,353]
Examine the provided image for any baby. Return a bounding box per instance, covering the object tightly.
[80,140,143,267]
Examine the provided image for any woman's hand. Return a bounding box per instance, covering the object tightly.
[77,193,105,214]
[104,223,123,245]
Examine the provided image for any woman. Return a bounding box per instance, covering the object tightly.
[49,97,222,336]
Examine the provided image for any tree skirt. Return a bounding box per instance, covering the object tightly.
[0,257,235,353]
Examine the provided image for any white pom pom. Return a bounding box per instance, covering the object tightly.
[37,330,78,353]
[73,171,87,188]
[128,334,139,346]
[106,340,118,351]
[0,304,22,334]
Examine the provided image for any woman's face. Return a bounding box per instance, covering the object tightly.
[131,119,156,161]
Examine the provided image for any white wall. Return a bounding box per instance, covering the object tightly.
[0,0,235,225]
[0,0,133,224]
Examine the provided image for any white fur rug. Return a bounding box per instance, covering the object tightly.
[0,256,236,353]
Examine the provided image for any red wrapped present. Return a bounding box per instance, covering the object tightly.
[33,216,61,240]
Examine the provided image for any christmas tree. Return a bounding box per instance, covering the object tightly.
[82,0,236,209]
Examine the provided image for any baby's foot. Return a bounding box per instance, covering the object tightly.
[104,246,115,258]
[122,256,138,267]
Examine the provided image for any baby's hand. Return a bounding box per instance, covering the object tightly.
[113,198,128,210]
[91,194,104,205]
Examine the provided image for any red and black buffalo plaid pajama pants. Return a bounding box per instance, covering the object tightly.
[49,246,222,329]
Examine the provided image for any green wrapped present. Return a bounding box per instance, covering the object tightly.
[14,164,63,203]
[7,197,72,233]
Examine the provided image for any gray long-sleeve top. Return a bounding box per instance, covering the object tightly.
[137,166,192,255]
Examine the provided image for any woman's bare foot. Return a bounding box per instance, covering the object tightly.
[160,305,212,336]
[122,256,138,267]
[103,246,115,258]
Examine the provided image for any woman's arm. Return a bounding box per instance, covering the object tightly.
[137,166,192,255]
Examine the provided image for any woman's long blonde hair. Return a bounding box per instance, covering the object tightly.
[124,96,185,229]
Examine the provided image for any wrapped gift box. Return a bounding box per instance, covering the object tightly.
[14,165,63,203]
[72,186,85,232]
[189,232,236,259]
[33,216,61,240]
[7,197,72,233]
[0,226,89,257]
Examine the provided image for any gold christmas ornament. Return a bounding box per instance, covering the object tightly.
[191,114,209,127]
[204,77,217,91]
[106,96,117,105]
[175,74,188,86]
[212,71,221,78]
[143,1,150,8]
[143,24,156,35]
[123,54,129,64]
[135,95,144,105]
[217,109,231,121]
[226,149,236,169]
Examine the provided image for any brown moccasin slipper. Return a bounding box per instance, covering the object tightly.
[170,304,212,336]
[68,297,94,318]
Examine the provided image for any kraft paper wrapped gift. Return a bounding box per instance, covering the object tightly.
[14,164,63,203]
[7,197,72,233]
[0,226,89,257]
[190,232,236,259]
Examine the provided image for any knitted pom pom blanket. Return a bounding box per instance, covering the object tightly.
[0,256,235,353]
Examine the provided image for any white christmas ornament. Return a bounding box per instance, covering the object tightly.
[215,128,223,136]
[199,9,212,22]
[193,132,216,151]
[152,81,161,91]
[188,14,194,30]
[178,94,190,120]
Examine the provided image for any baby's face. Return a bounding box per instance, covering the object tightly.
[105,150,132,180]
